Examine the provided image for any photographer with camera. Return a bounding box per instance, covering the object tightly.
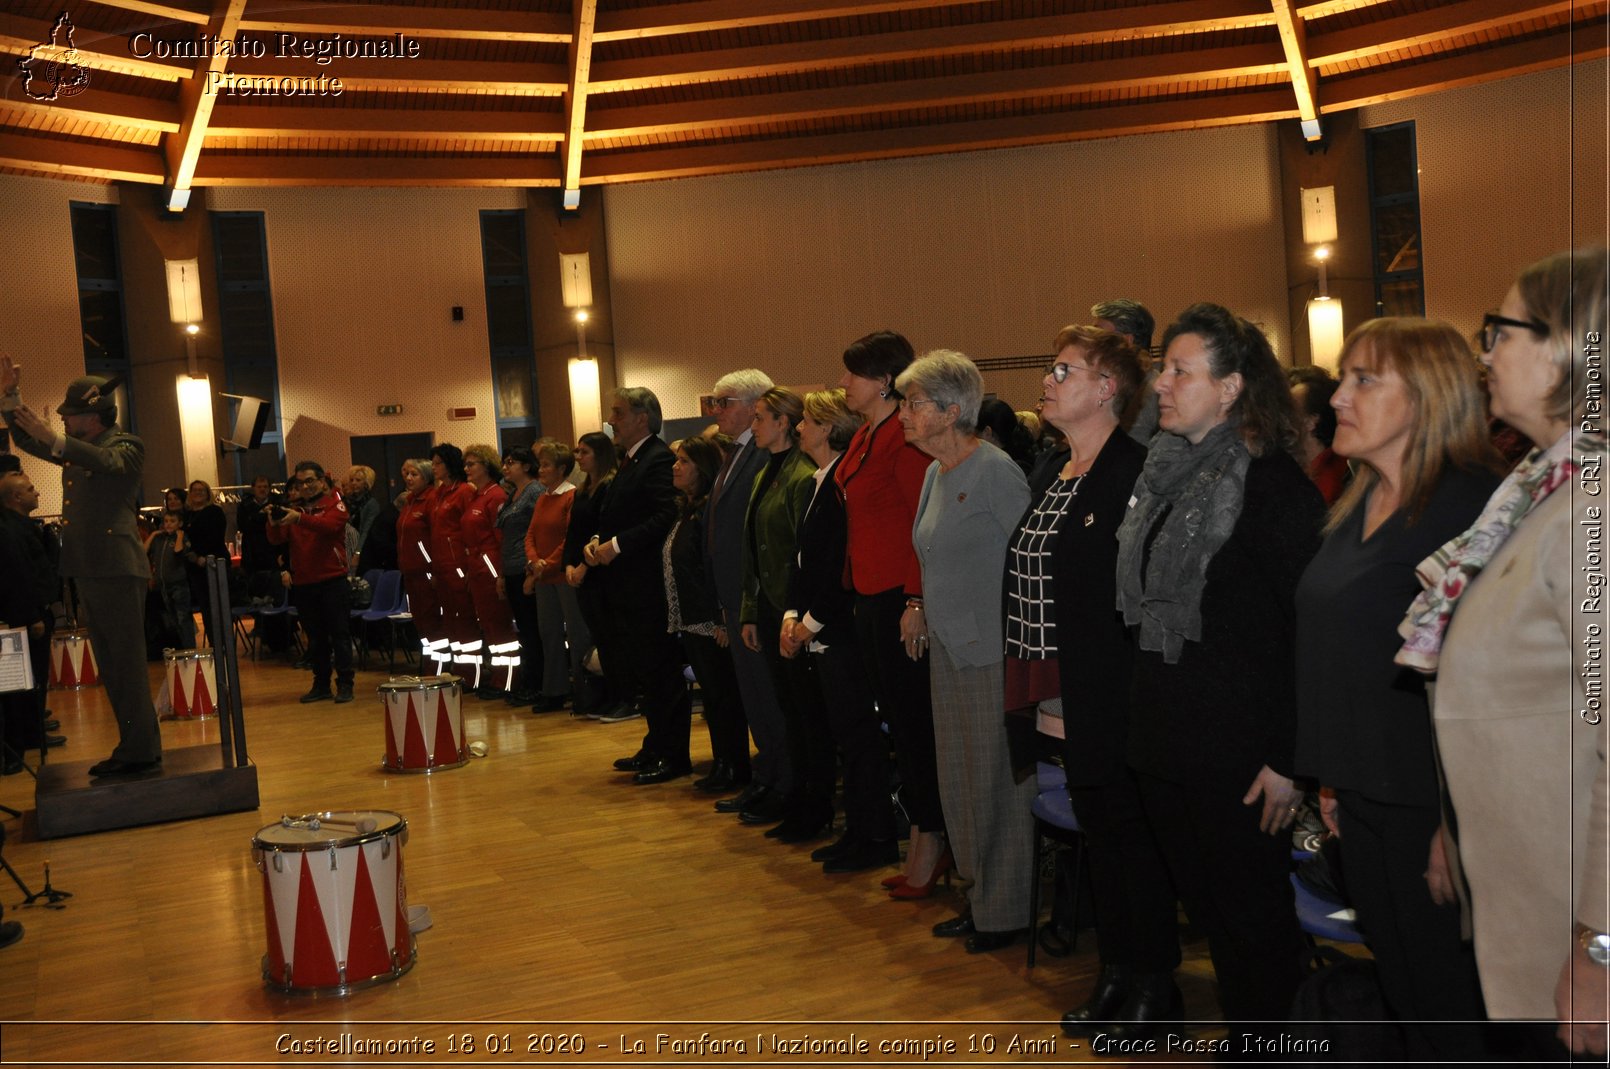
[267,462,354,704]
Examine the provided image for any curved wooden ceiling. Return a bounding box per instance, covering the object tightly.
[1,0,1604,209]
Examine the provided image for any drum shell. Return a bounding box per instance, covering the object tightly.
[378,676,467,773]
[251,811,413,995]
[162,647,216,720]
[48,628,99,690]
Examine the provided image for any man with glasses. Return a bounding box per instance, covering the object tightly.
[268,462,355,703]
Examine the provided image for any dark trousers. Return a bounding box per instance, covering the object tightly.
[577,580,627,708]
[813,637,895,842]
[854,587,943,830]
[603,580,690,767]
[756,602,832,815]
[1136,770,1306,1030]
[1067,768,1181,972]
[79,575,161,763]
[506,582,543,696]
[684,630,748,776]
[293,576,353,688]
[1335,790,1488,1060]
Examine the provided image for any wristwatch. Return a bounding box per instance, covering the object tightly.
[1578,924,1610,966]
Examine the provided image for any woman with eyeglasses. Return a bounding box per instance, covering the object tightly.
[1115,303,1324,1045]
[1293,319,1503,1060]
[1014,328,1170,1037]
[831,330,947,892]
[1409,248,1607,1058]
[898,349,1031,951]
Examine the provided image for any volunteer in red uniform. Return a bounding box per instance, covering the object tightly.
[461,443,518,697]
[268,461,355,703]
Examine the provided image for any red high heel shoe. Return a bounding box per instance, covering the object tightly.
[880,873,908,889]
[887,848,953,900]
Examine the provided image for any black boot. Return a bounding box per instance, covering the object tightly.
[1097,972,1185,1048]
[1060,964,1131,1036]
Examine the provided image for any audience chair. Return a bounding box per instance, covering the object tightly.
[353,569,403,668]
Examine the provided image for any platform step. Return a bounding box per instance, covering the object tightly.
[34,745,259,839]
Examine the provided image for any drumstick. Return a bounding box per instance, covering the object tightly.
[281,814,379,833]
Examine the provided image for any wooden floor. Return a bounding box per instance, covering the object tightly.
[0,641,1229,1066]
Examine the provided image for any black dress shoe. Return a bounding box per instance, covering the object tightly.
[506,690,541,706]
[964,928,1026,954]
[1061,964,1131,1036]
[632,758,692,785]
[536,694,571,712]
[333,684,355,704]
[1097,974,1185,1046]
[738,789,788,825]
[613,750,650,772]
[715,782,766,813]
[773,815,833,844]
[822,837,900,873]
[298,686,333,704]
[88,757,162,778]
[697,764,749,794]
[0,920,21,949]
[475,685,504,701]
[932,914,975,938]
[811,832,857,862]
[1,757,23,776]
[693,759,729,790]
[43,719,59,731]
[43,735,65,748]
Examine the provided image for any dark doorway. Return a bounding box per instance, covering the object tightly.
[351,432,434,504]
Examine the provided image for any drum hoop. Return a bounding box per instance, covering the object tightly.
[251,812,406,851]
[379,676,458,693]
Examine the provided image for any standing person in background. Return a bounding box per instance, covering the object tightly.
[342,465,383,573]
[237,474,285,577]
[1092,299,1158,443]
[1,363,162,777]
[428,444,477,682]
[702,370,779,814]
[0,471,61,771]
[1288,366,1350,504]
[181,479,226,645]
[147,510,196,650]
[834,331,948,894]
[269,461,354,704]
[526,440,589,713]
[461,443,515,697]
[395,459,440,671]
[497,445,543,707]
[1115,303,1322,1045]
[563,432,617,717]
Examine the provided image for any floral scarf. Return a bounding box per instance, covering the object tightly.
[1395,430,1584,673]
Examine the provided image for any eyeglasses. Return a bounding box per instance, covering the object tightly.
[706,396,742,409]
[1480,312,1548,353]
[1047,362,1110,384]
[898,397,942,411]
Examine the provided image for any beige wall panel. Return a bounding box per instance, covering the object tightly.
[206,186,527,473]
[602,124,1293,418]
[0,174,119,517]
[1360,58,1609,340]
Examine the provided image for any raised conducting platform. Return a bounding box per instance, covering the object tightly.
[34,744,259,839]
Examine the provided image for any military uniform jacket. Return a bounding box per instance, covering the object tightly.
[3,414,149,580]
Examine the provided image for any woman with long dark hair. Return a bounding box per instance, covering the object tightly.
[564,430,618,717]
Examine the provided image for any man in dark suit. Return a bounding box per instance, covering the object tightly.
[701,369,786,806]
[0,472,62,772]
[587,387,689,783]
[1,361,162,777]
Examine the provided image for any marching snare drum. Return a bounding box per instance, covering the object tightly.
[162,648,216,720]
[48,628,98,689]
[378,675,467,773]
[251,811,414,995]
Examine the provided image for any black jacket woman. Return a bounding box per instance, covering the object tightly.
[1115,303,1324,1044]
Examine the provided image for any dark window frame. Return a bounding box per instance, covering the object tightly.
[1364,121,1426,318]
[69,201,135,428]
[210,210,286,484]
[480,209,540,453]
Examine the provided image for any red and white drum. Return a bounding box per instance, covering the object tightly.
[379,676,467,773]
[48,628,98,689]
[162,648,216,720]
[251,811,413,995]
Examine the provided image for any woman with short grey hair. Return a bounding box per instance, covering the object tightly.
[894,349,1034,951]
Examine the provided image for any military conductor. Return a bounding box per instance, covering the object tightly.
[0,357,162,777]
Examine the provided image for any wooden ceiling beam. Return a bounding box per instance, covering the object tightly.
[587,41,1286,139]
[207,105,563,140]
[164,0,247,211]
[82,0,210,25]
[1310,0,1578,67]
[0,12,189,80]
[563,0,599,209]
[0,131,165,183]
[1296,0,1395,18]
[593,0,986,42]
[589,1,1278,92]
[190,154,564,187]
[221,54,567,93]
[0,89,180,133]
[1270,0,1321,139]
[238,2,570,43]
[1320,22,1603,110]
[580,88,1299,183]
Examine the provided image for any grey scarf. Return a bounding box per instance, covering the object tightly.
[1115,420,1250,663]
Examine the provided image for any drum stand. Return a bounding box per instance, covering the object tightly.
[0,822,70,908]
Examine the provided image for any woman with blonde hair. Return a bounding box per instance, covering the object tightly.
[1294,318,1504,1059]
[1407,247,1608,1058]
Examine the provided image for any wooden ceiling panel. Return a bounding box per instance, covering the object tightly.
[0,1,1598,194]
